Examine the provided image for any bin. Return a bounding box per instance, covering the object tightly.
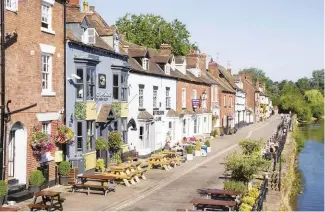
[201,145,207,157]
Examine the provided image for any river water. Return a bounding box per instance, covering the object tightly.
[297,120,324,211]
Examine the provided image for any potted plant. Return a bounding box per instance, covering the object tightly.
[53,125,74,145]
[29,170,45,193]
[205,140,211,153]
[96,159,105,173]
[186,146,194,161]
[58,161,71,186]
[0,181,8,205]
[195,141,201,156]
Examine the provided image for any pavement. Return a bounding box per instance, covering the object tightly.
[18,115,281,211]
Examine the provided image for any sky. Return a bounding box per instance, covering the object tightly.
[83,0,324,82]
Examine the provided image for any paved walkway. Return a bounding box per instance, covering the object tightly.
[18,115,281,211]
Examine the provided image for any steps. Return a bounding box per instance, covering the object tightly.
[7,180,34,203]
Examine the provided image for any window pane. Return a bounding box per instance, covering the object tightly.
[121,75,125,84]
[87,84,94,100]
[76,69,83,83]
[113,87,119,100]
[87,68,95,83]
[77,137,82,150]
[113,75,118,86]
[139,126,144,140]
[77,122,82,136]
[76,84,84,99]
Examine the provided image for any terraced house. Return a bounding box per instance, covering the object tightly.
[2,0,65,201]
[65,1,129,172]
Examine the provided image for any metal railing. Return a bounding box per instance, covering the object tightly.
[253,175,269,211]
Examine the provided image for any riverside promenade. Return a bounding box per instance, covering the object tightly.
[21,115,281,211]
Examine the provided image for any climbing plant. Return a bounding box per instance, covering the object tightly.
[112,102,121,118]
[74,102,86,120]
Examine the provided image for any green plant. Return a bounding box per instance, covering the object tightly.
[58,161,71,176]
[195,141,201,151]
[214,129,219,137]
[205,140,211,147]
[108,132,123,152]
[187,146,194,154]
[112,102,121,118]
[246,188,260,199]
[241,196,256,206]
[96,138,109,151]
[0,181,8,197]
[96,159,105,172]
[239,203,253,212]
[223,180,247,195]
[111,152,122,164]
[74,102,86,120]
[239,139,263,155]
[29,170,45,186]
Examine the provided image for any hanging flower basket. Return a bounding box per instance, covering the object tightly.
[30,128,54,158]
[53,126,74,145]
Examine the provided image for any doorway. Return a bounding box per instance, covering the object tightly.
[8,122,27,184]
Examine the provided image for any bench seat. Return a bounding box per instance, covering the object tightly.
[72,184,114,196]
[27,204,51,211]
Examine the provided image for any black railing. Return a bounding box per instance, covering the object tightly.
[252,175,269,211]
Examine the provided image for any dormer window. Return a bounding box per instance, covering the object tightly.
[197,70,201,77]
[82,28,96,45]
[142,58,149,70]
[164,64,170,75]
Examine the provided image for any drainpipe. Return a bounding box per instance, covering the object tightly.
[0,0,6,180]
[63,0,67,126]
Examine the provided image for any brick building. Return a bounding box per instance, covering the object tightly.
[2,0,65,195]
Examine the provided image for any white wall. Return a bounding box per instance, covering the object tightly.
[127,72,177,155]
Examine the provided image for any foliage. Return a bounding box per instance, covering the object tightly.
[30,127,54,158]
[187,146,194,154]
[53,125,74,145]
[304,90,324,118]
[239,203,253,212]
[29,170,45,186]
[241,196,256,206]
[195,141,201,151]
[111,152,122,164]
[205,140,210,147]
[0,181,7,197]
[296,77,311,94]
[223,180,247,195]
[246,188,260,199]
[74,102,86,120]
[311,69,324,95]
[116,13,199,56]
[96,159,105,172]
[58,161,71,176]
[112,102,121,118]
[293,127,305,153]
[224,152,270,183]
[239,139,263,155]
[108,132,123,152]
[96,138,109,151]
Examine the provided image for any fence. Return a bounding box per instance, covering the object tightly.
[253,175,269,211]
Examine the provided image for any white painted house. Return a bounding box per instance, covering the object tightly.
[234,75,247,128]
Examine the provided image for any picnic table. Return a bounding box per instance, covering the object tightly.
[198,189,239,201]
[28,191,64,211]
[147,154,172,171]
[106,164,139,187]
[73,174,116,195]
[0,207,18,211]
[190,198,237,211]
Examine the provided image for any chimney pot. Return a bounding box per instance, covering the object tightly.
[89,6,95,12]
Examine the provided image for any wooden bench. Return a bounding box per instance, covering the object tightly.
[198,189,239,201]
[121,150,139,162]
[27,204,51,211]
[72,184,114,196]
[190,198,237,211]
[0,207,18,211]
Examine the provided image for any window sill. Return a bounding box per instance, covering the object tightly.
[153,108,159,111]
[138,108,145,111]
[5,7,18,13]
[41,27,56,35]
[41,91,56,97]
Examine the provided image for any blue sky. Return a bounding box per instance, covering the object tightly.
[84,0,324,82]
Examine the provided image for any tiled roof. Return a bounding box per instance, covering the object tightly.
[245,80,260,92]
[137,111,154,121]
[152,55,170,63]
[166,109,179,118]
[128,48,148,57]
[66,10,85,23]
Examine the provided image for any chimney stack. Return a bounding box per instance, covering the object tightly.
[198,53,207,73]
[160,44,172,55]
[255,79,260,88]
[83,0,89,12]
[227,61,232,75]
[89,6,95,12]
[208,58,218,78]
[67,0,80,11]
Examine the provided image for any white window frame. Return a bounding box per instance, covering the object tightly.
[192,89,197,99]
[5,0,18,12]
[164,64,170,75]
[82,28,96,45]
[223,95,226,107]
[182,88,186,108]
[142,58,149,70]
[42,122,51,136]
[153,87,158,108]
[182,119,186,135]
[139,86,144,108]
[41,53,55,96]
[41,0,55,35]
[166,87,171,109]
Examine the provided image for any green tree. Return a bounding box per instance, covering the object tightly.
[296,77,311,94]
[311,69,324,94]
[116,13,198,56]
[304,89,324,118]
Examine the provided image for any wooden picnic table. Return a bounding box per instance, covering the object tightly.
[73,174,116,195]
[190,198,236,211]
[28,191,63,211]
[198,189,238,201]
[106,164,139,187]
[0,207,18,211]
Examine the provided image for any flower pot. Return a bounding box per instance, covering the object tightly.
[187,154,193,161]
[29,185,41,193]
[195,150,201,157]
[207,147,211,153]
[59,176,69,186]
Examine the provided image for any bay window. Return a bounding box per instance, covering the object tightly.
[75,66,96,101]
[87,120,95,152]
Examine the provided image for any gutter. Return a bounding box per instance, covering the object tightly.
[0,0,5,180]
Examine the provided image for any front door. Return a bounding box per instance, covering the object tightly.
[8,131,15,179]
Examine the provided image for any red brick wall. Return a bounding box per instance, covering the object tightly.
[240,73,257,122]
[218,91,235,127]
[2,0,64,184]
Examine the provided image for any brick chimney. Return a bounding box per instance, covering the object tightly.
[240,73,253,84]
[67,0,80,11]
[186,50,207,72]
[208,58,218,78]
[160,44,172,55]
[198,53,207,73]
[255,79,260,88]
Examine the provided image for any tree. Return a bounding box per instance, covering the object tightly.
[311,69,324,94]
[116,13,198,56]
[296,77,311,94]
[304,90,324,118]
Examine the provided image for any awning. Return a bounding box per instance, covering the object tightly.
[137,110,154,121]
[96,104,115,123]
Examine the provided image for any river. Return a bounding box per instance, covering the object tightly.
[297,120,324,211]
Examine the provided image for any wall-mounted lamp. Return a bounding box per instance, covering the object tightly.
[67,74,81,81]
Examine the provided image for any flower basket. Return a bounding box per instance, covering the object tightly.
[53,126,74,145]
[30,128,54,158]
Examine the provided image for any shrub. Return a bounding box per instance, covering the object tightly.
[246,188,260,199]
[241,196,256,206]
[96,159,105,172]
[29,170,45,186]
[239,203,253,212]
[108,132,123,152]
[96,138,109,151]
[0,181,8,197]
[239,139,263,155]
[205,140,211,147]
[294,127,305,153]
[187,146,194,154]
[195,141,201,151]
[58,161,71,176]
[223,180,247,195]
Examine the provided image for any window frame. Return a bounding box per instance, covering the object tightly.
[164,64,171,75]
[41,0,55,34]
[153,86,158,108]
[192,89,197,99]
[182,88,186,109]
[182,119,186,135]
[41,53,53,95]
[86,120,95,152]
[166,87,171,109]
[139,85,144,109]
[120,74,128,101]
[86,68,95,101]
[75,66,96,101]
[41,122,51,136]
[76,121,83,153]
[139,126,144,140]
[142,58,149,70]
[223,95,226,108]
[121,118,128,144]
[5,0,18,12]
[113,74,119,101]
